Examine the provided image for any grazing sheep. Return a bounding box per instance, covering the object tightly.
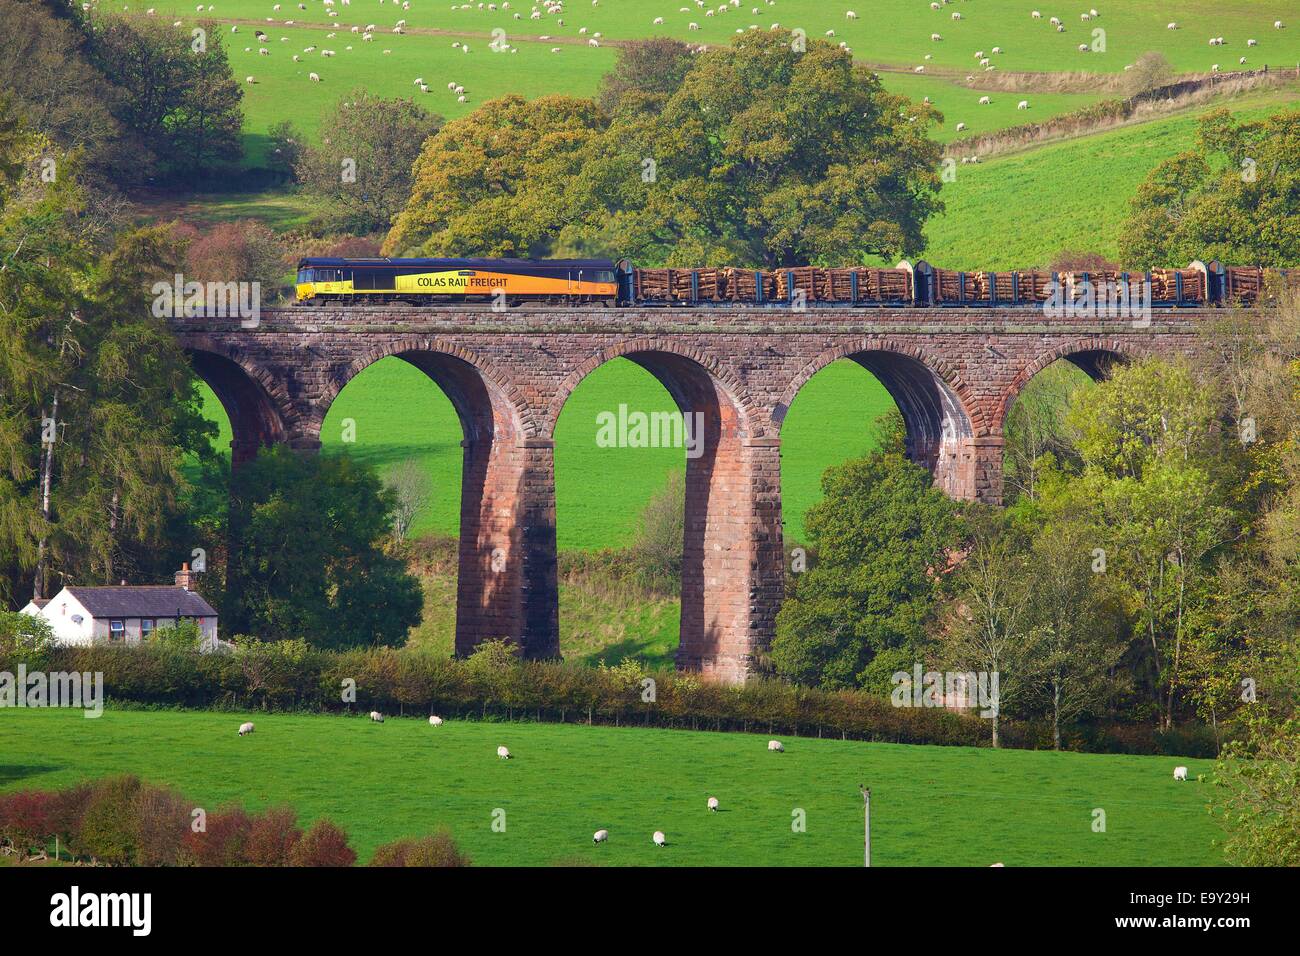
[1056,24,1064,32]
[245,75,256,83]
[238,721,255,736]
[497,745,511,759]
[369,710,383,722]
[1247,38,1257,46]
[1031,10,1041,18]
[931,33,942,41]
[1078,43,1089,51]
[955,121,966,131]
[990,862,1005,867]
[768,739,784,752]
[429,715,444,726]
[1017,100,1029,109]
[1174,766,1188,781]
[846,10,858,20]
[707,797,719,812]
[992,46,1002,54]
[1240,56,1247,64]
[978,95,991,104]
[951,11,961,19]
[593,829,608,843]
[652,830,666,846]
[1276,21,1284,30]
[914,65,925,72]
[1167,22,1177,30]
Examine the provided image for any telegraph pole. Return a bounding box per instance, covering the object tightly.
[860,785,871,867]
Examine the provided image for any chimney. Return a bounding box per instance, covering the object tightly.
[175,562,194,591]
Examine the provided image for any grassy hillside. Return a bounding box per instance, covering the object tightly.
[0,709,1224,866]
[921,89,1299,268]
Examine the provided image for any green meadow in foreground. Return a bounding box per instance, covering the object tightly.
[0,709,1222,866]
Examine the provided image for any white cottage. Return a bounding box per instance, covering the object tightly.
[21,565,219,648]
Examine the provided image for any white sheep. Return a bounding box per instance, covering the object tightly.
[1049,16,1060,25]
[955,121,966,131]
[1031,10,1041,18]
[429,715,444,726]
[931,32,942,41]
[1173,766,1188,781]
[238,721,255,736]
[369,710,383,721]
[245,75,256,83]
[951,11,961,19]
[1017,100,1029,109]
[707,796,719,812]
[593,829,609,843]
[1078,43,1089,51]
[846,10,858,19]
[768,739,784,752]
[497,745,511,759]
[992,46,1002,54]
[652,830,666,846]
[1240,56,1247,64]
[978,95,991,104]
[1167,22,1177,30]
[1276,21,1284,30]
[1247,38,1257,46]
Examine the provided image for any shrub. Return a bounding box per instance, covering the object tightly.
[133,783,191,866]
[0,789,54,856]
[289,818,356,867]
[185,805,254,867]
[243,806,302,866]
[76,775,144,865]
[370,829,470,867]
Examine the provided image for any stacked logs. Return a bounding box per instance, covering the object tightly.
[631,266,911,304]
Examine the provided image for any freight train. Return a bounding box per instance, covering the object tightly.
[294,257,1294,308]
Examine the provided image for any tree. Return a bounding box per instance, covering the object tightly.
[596,38,695,113]
[298,90,442,234]
[1002,361,1091,503]
[1117,108,1300,267]
[935,509,1039,748]
[630,469,684,592]
[1213,713,1300,866]
[383,459,432,545]
[1023,517,1128,749]
[1123,52,1173,97]
[167,22,243,178]
[0,115,213,604]
[1064,359,1239,728]
[224,447,423,649]
[385,94,605,257]
[771,429,962,691]
[177,218,288,299]
[561,31,944,267]
[266,120,304,180]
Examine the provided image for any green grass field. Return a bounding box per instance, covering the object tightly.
[201,355,893,549]
[0,709,1224,866]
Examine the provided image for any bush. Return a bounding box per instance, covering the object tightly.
[243,806,302,866]
[133,783,191,866]
[289,819,356,867]
[185,805,254,867]
[0,789,54,856]
[369,829,470,867]
[76,775,144,865]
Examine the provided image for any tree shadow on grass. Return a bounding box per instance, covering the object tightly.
[0,764,64,788]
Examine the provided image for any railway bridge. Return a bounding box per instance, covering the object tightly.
[171,306,1207,682]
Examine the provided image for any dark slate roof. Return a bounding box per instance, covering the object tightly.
[30,598,50,609]
[63,586,217,619]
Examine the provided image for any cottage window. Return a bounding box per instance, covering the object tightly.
[109,619,125,642]
[141,618,155,639]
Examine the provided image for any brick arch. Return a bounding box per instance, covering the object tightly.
[318,336,539,440]
[182,339,296,466]
[997,337,1141,430]
[544,337,759,439]
[774,337,987,436]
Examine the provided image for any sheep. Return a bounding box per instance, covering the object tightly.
[768,739,784,752]
[369,710,383,722]
[1056,24,1064,32]
[931,1,939,8]
[707,796,719,812]
[974,50,984,59]
[429,715,444,726]
[1017,100,1029,109]
[955,121,966,131]
[1080,12,1090,21]
[653,15,663,23]
[991,46,1002,54]
[931,33,942,41]
[1049,16,1060,25]
[593,829,609,843]
[951,11,961,20]
[1240,56,1247,64]
[245,75,256,83]
[846,10,858,19]
[1167,22,1177,30]
[1090,7,1098,15]
[238,721,255,736]
[1173,766,1188,781]
[497,745,511,759]
[914,65,925,72]
[979,58,989,67]
[1078,43,1089,51]
[1212,63,1220,72]
[1247,38,1257,46]
[1276,21,1284,30]
[978,95,991,104]
[1031,10,1041,18]
[652,830,666,846]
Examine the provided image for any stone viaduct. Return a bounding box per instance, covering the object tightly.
[171,306,1207,682]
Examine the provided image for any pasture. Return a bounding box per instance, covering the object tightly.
[0,708,1224,866]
